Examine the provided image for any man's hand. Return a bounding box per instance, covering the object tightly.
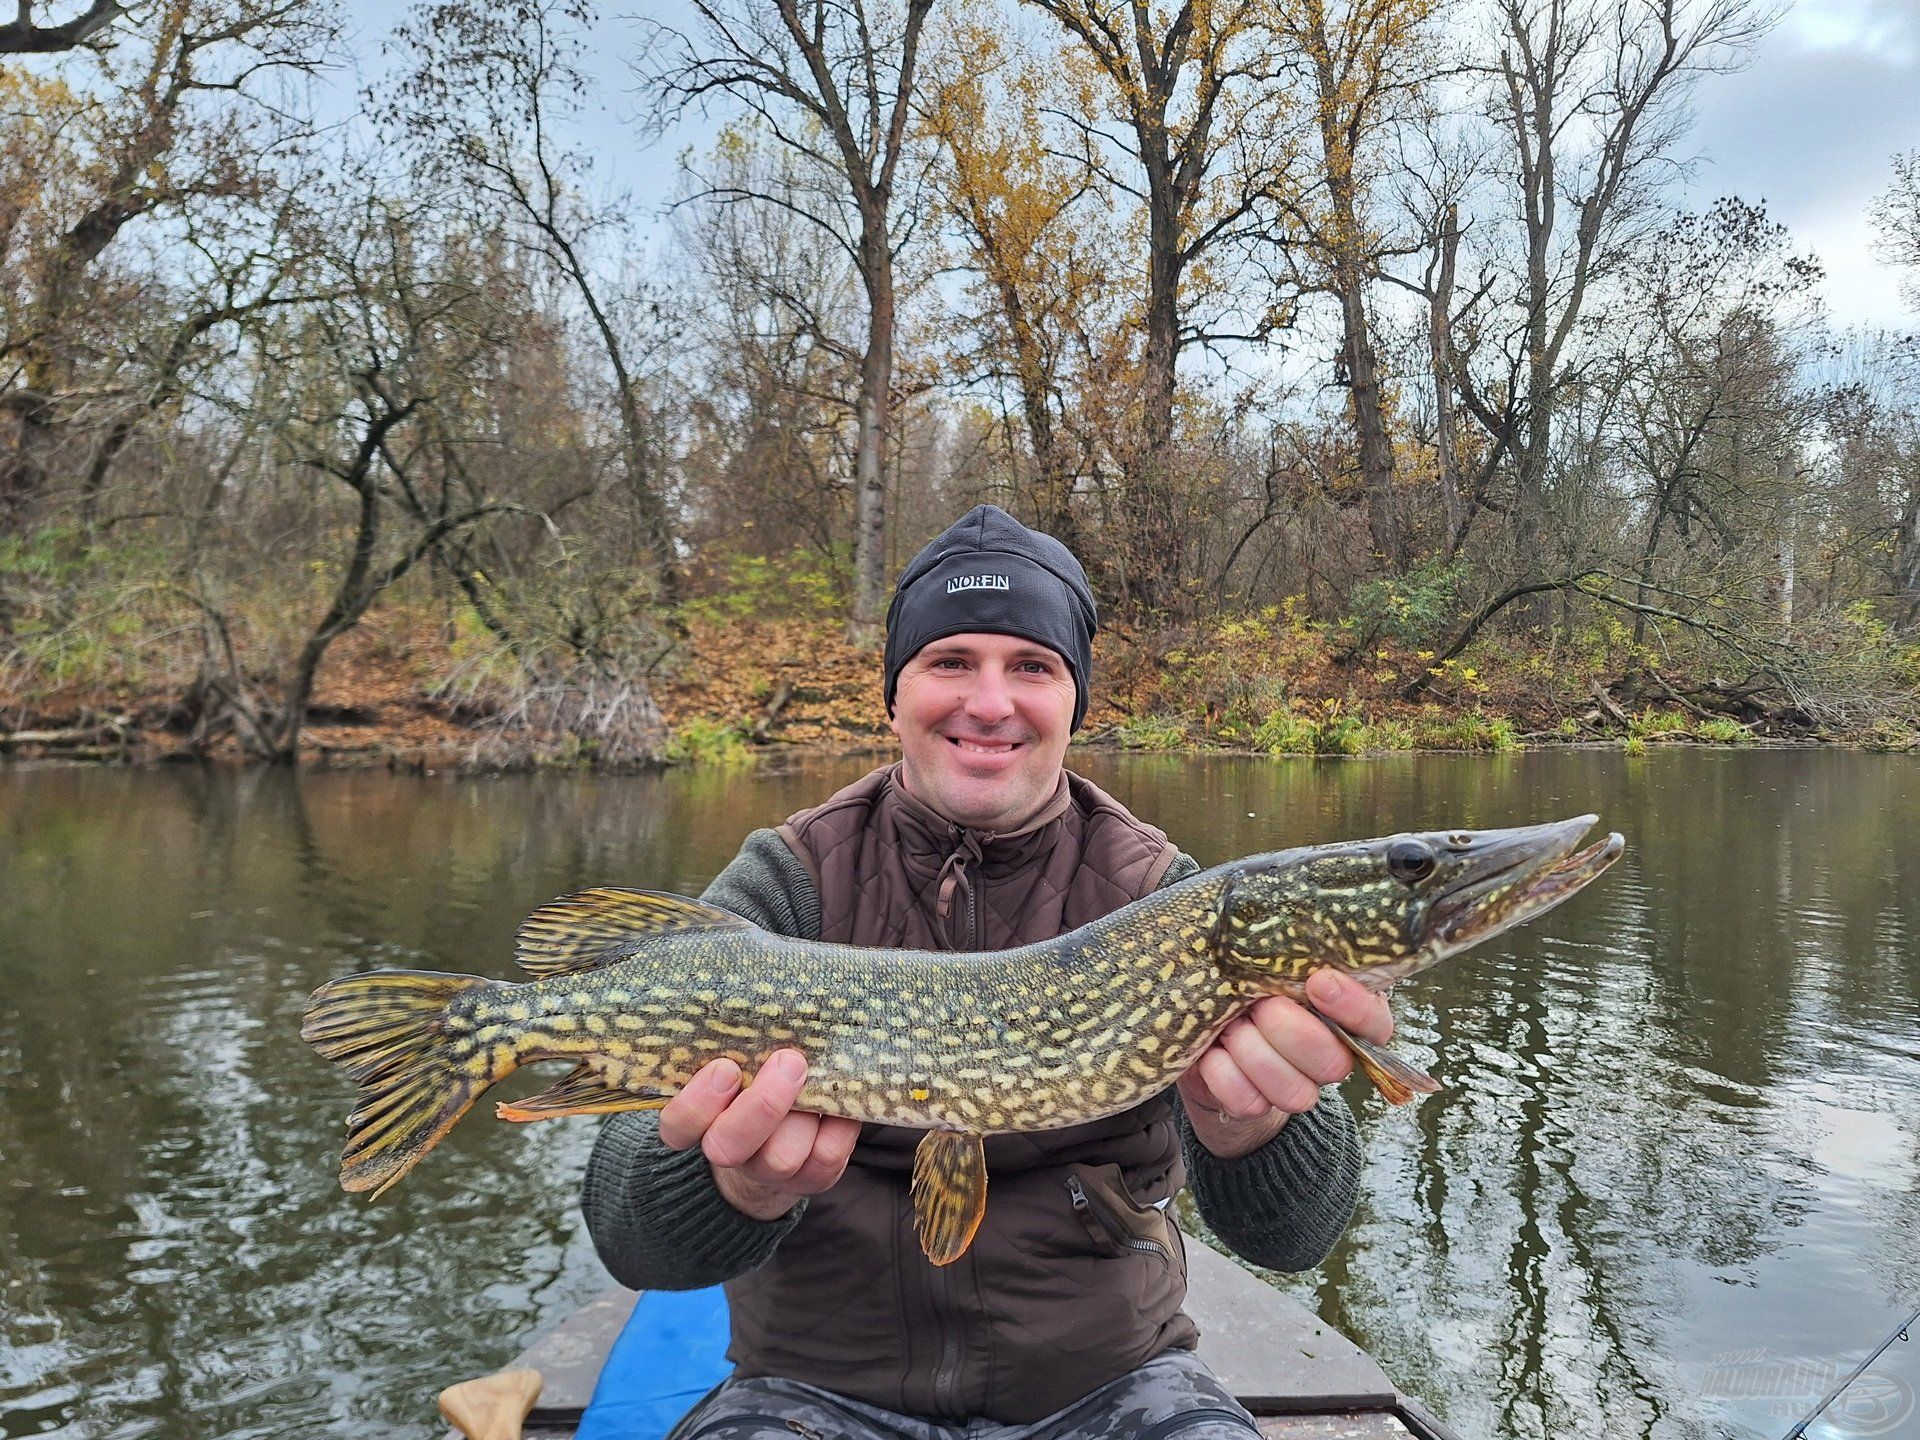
[658,1049,861,1221]
[1176,970,1394,1160]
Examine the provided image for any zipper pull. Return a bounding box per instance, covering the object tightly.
[1066,1174,1089,1211]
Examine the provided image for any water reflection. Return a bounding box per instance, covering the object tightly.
[1,752,1915,1440]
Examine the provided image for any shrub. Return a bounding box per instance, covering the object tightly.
[1693,717,1751,744]
[665,717,753,766]
[1114,716,1189,751]
[1627,708,1690,740]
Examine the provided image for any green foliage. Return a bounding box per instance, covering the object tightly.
[1252,702,1365,755]
[1627,708,1690,740]
[1113,715,1190,751]
[1693,717,1752,744]
[1408,711,1519,752]
[1624,734,1647,756]
[1347,560,1467,648]
[664,716,753,766]
[681,548,849,624]
[0,528,178,692]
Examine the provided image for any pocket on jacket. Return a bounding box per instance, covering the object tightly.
[1065,1162,1178,1264]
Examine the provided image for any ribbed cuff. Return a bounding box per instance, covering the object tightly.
[1176,1090,1362,1272]
[581,1111,807,1291]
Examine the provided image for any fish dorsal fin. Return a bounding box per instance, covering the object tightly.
[514,887,750,979]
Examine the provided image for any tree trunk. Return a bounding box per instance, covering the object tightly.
[846,228,893,646]
[1429,204,1464,544]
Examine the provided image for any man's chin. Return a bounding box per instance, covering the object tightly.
[911,758,1046,831]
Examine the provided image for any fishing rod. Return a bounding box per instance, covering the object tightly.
[1781,1301,1920,1439]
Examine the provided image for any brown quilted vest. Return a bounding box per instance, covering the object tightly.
[721,763,1200,1423]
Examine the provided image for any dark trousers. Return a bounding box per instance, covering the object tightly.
[666,1348,1261,1440]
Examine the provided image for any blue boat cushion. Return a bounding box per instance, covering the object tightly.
[575,1286,733,1440]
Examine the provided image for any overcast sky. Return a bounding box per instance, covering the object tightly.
[1678,0,1917,327]
[333,0,1919,330]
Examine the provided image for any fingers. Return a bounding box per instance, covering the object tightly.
[1183,978,1399,1121]
[700,1050,808,1169]
[658,1056,745,1151]
[658,1051,857,1200]
[1304,969,1396,1046]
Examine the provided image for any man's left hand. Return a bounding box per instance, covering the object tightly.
[1176,969,1394,1160]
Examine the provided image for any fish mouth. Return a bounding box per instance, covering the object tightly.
[1428,815,1624,956]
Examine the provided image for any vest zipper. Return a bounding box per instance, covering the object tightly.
[930,1256,965,1416]
[1065,1174,1172,1261]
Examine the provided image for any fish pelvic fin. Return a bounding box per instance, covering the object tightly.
[496,1064,671,1122]
[911,1130,989,1266]
[514,888,751,979]
[1309,1003,1442,1106]
[300,970,505,1198]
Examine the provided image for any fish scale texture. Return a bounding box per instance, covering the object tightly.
[580,826,1362,1292]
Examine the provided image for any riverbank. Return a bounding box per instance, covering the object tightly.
[2,605,1914,768]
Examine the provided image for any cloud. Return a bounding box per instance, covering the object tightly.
[1679,0,1919,325]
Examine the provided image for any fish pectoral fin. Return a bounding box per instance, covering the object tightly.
[911,1129,988,1267]
[514,888,752,979]
[495,1065,672,1122]
[1311,1005,1442,1107]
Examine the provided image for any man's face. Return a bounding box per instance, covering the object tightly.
[889,632,1078,833]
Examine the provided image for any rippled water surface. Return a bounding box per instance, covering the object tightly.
[2,752,1916,1439]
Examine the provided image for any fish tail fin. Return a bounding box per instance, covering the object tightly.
[301,970,505,1198]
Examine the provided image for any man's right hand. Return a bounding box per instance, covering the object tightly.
[658,1049,861,1221]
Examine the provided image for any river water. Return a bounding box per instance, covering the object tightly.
[1,751,1915,1440]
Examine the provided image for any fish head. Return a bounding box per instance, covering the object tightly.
[1214,815,1624,990]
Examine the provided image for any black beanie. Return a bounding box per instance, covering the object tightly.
[884,505,1098,731]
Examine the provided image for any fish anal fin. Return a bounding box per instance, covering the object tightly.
[1311,1004,1441,1106]
[514,888,751,979]
[495,1064,672,1122]
[911,1130,988,1266]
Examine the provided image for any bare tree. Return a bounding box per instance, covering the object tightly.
[1,0,126,53]
[647,0,937,643]
[1872,149,1920,312]
[385,0,680,597]
[1466,0,1775,587]
[1019,0,1306,613]
[1274,0,1441,574]
[0,0,333,520]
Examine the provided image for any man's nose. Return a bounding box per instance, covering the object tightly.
[964,665,1016,724]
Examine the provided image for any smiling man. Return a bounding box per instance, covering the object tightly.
[581,505,1391,1440]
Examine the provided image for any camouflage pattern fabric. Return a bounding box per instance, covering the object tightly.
[664,1349,1260,1440]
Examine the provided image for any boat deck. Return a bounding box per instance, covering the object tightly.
[454,1242,1458,1440]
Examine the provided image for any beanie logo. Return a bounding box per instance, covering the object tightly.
[946,574,1010,594]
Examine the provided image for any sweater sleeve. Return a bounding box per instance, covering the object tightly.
[579,829,819,1291]
[1174,1090,1362,1272]
[1153,849,1365,1272]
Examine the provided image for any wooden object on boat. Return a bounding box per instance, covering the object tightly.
[442,1241,1461,1440]
[439,1366,543,1440]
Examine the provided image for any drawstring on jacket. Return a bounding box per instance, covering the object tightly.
[934,828,988,921]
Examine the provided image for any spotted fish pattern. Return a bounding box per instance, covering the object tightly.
[302,816,1623,1262]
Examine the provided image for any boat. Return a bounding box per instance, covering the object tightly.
[439,1238,1465,1440]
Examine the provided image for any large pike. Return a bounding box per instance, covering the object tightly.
[302,816,1623,1263]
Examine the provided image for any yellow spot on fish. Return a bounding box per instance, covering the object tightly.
[910,1087,930,1101]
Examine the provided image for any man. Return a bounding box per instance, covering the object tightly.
[581,505,1393,1439]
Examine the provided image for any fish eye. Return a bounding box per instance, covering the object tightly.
[1388,840,1437,883]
